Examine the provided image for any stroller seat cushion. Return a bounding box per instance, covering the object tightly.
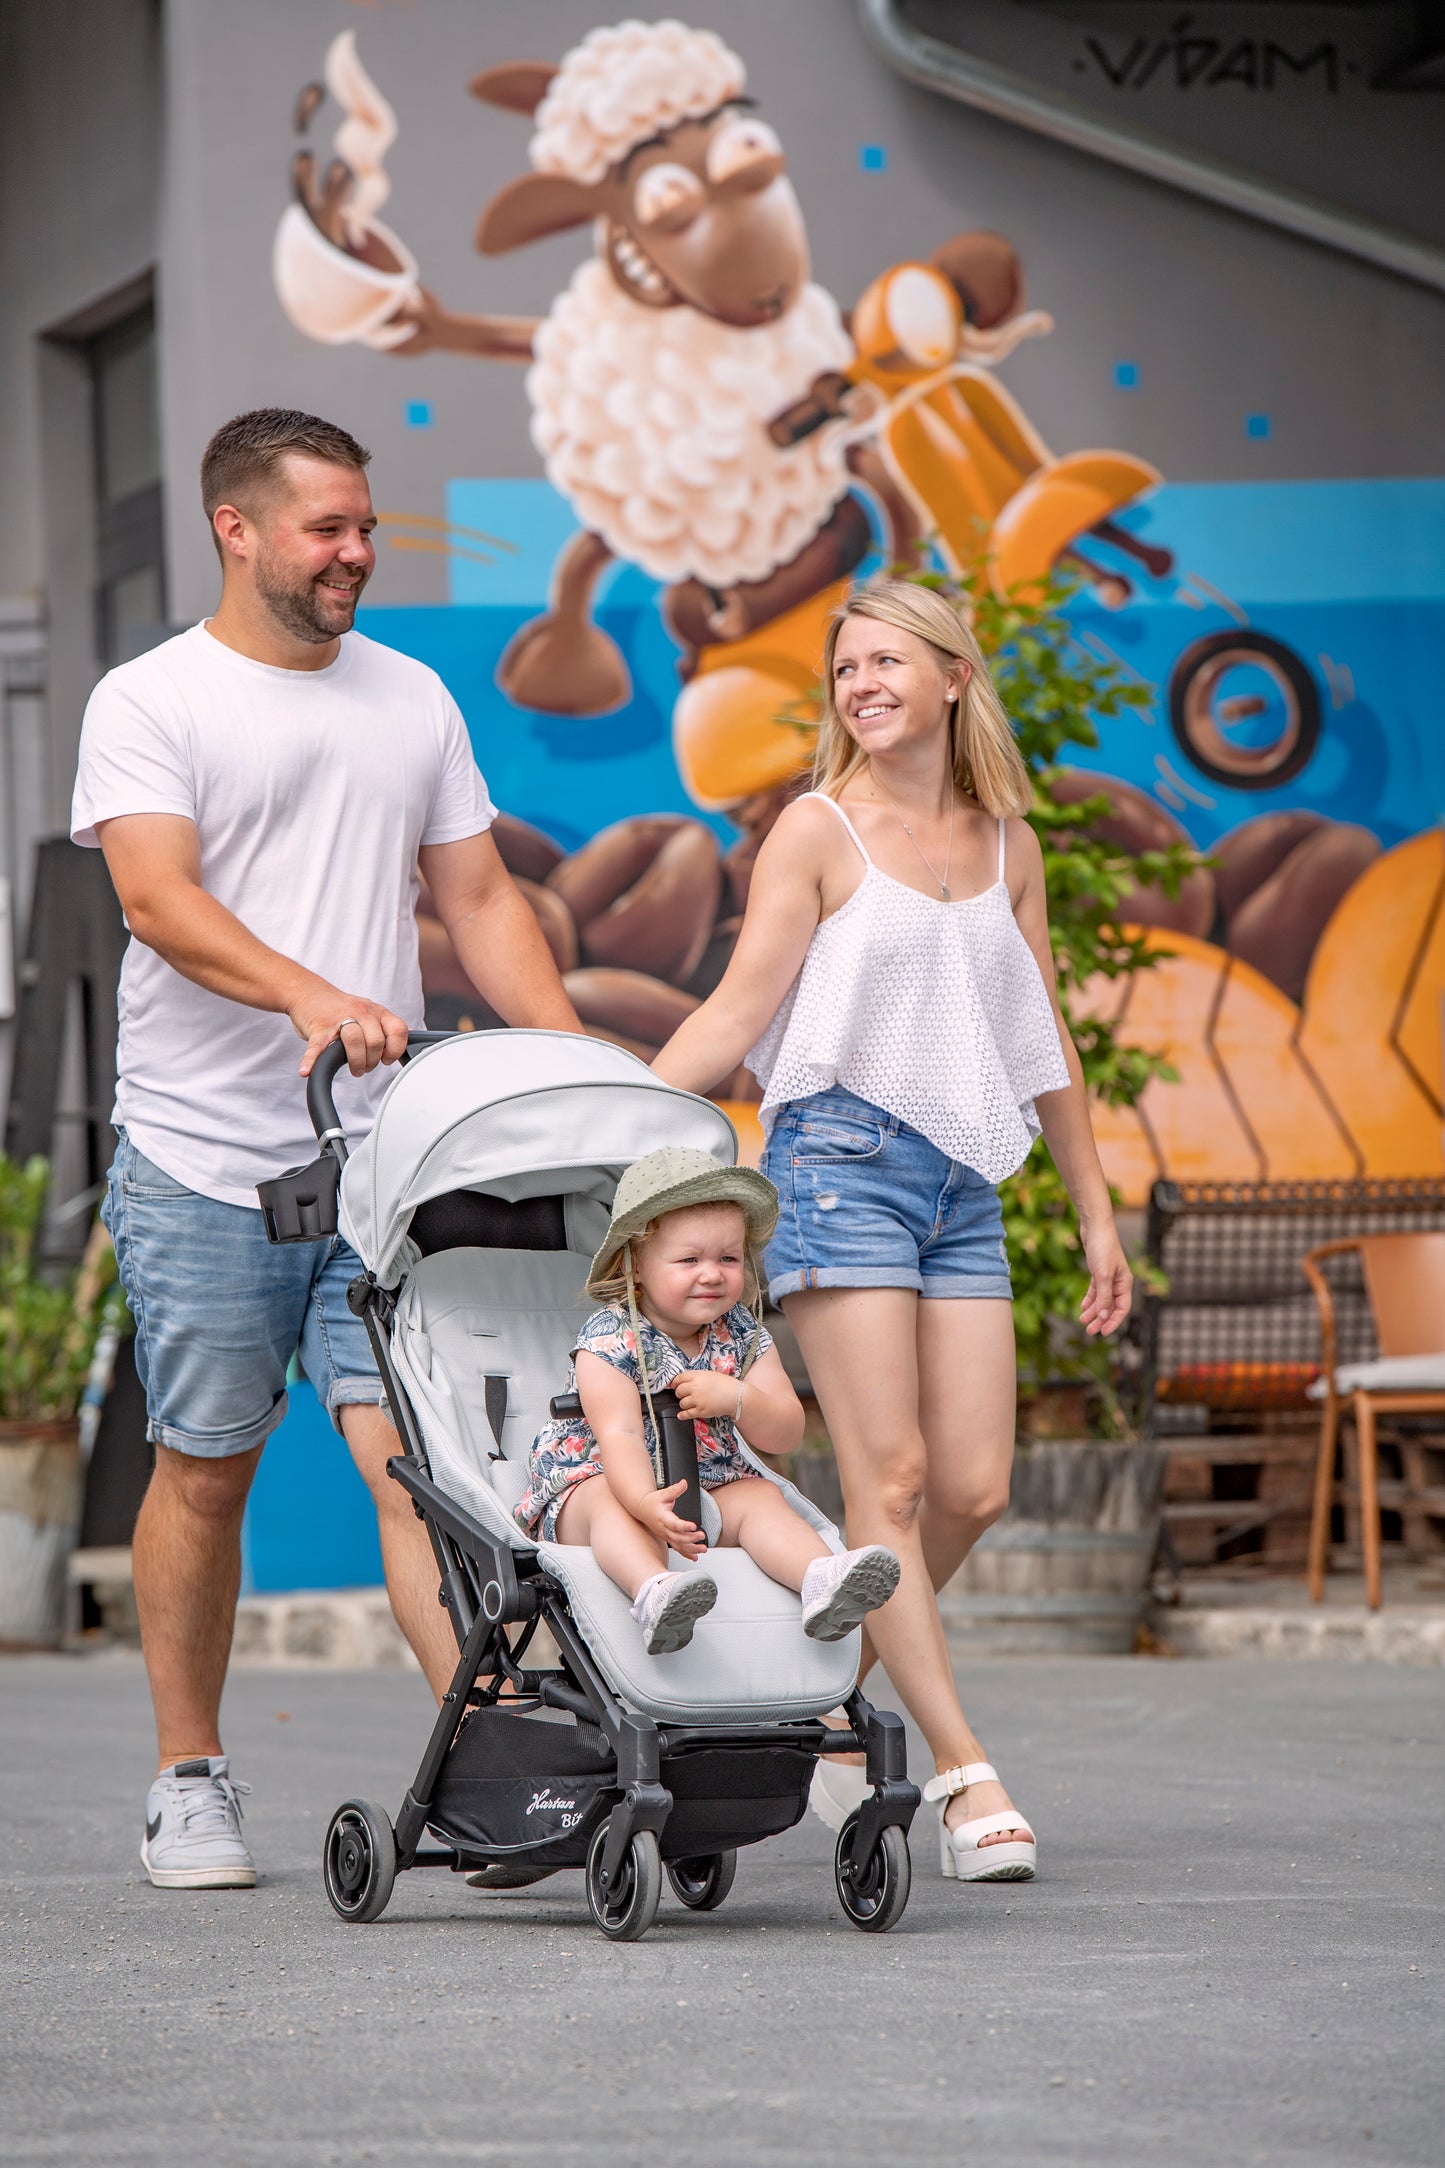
[538,1542,859,1725]
[392,1245,595,1549]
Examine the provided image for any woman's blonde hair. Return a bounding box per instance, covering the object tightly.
[814,578,1032,818]
[587,1204,764,1315]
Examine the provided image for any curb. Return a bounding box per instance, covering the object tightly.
[1150,1603,1445,1666]
[232,1590,420,1671]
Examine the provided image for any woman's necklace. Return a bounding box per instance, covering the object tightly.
[869,774,956,900]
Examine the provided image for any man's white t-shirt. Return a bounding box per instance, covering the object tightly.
[71,623,495,1208]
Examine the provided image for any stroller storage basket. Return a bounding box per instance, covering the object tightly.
[428,1707,616,1868]
[427,1707,817,1869]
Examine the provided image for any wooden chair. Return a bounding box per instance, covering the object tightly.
[1302,1233,1445,1609]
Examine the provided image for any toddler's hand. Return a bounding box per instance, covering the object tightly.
[637,1480,706,1562]
[671,1371,739,1425]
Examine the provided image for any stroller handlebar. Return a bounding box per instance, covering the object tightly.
[262,1028,454,1246]
[305,1029,456,1153]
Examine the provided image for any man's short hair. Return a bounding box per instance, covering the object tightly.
[200,409,371,531]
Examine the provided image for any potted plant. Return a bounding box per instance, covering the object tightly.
[0,1155,128,1647]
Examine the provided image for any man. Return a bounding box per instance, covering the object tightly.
[72,408,582,1890]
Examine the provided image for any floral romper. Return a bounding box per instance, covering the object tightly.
[515,1301,772,1542]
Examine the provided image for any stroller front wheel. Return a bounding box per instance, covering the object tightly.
[667,1850,738,1912]
[835,1812,911,1933]
[323,1798,397,1924]
[586,1819,662,1942]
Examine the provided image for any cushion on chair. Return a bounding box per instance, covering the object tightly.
[1312,1354,1445,1398]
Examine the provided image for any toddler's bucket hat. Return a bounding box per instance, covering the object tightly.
[586,1147,779,1300]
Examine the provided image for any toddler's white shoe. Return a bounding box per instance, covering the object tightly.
[800,1545,900,1641]
[630,1568,718,1655]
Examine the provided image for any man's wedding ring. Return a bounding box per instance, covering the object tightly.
[336,1018,361,1034]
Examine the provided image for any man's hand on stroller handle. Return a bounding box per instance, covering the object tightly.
[291,978,410,1079]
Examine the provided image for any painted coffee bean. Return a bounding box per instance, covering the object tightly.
[561,967,699,1046]
[558,820,723,985]
[1050,768,1215,936]
[490,810,566,884]
[545,815,692,924]
[1212,812,1327,924]
[1225,823,1380,1002]
[514,878,579,974]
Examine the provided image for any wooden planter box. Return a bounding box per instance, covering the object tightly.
[0,1417,83,1647]
[939,1440,1167,1656]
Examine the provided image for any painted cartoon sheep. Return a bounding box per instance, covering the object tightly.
[281,23,939,740]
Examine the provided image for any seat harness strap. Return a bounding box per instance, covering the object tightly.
[483,1374,509,1460]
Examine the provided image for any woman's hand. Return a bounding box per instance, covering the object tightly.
[635,1480,707,1563]
[1079,1219,1133,1337]
[671,1370,740,1426]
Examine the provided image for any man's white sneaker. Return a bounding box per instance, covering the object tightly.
[141,1756,255,1889]
[630,1569,718,1655]
[800,1546,901,1641]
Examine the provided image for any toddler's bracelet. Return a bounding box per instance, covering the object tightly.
[734,1380,745,1425]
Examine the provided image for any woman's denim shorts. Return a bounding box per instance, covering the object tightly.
[759,1087,1013,1306]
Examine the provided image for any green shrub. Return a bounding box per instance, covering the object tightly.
[0,1155,128,1425]
[959,563,1193,1401]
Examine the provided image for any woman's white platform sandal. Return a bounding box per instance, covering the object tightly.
[807,1757,869,1833]
[923,1762,1036,1882]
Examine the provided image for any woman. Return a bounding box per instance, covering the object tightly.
[652,577,1132,1884]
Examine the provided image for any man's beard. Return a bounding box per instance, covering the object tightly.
[254,545,364,643]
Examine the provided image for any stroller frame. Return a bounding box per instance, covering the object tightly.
[281,1039,919,1940]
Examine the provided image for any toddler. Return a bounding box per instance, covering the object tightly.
[516,1147,900,1655]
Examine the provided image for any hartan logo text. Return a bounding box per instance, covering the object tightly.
[526,1788,578,1817]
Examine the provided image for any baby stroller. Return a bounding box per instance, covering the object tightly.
[262,1030,919,1941]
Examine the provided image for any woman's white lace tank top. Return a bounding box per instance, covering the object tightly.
[747,793,1071,1184]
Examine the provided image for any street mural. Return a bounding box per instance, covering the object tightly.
[272,20,1445,1198]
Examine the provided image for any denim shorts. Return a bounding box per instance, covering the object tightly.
[759,1088,1013,1305]
[102,1131,385,1459]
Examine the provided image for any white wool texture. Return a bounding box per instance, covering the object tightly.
[531,19,746,185]
[528,260,855,588]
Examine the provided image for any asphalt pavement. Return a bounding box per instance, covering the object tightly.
[2,1649,1441,2168]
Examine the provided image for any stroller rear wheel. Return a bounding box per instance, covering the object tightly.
[323,1799,397,1924]
[586,1818,662,1942]
[667,1850,738,1912]
[835,1811,910,1933]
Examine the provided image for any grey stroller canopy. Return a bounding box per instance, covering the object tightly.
[339,1030,738,1287]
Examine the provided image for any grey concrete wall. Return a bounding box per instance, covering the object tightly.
[0,0,163,822]
[905,0,1445,246]
[157,0,1445,627]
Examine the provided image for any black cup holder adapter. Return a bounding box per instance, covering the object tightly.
[257,1151,342,1244]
